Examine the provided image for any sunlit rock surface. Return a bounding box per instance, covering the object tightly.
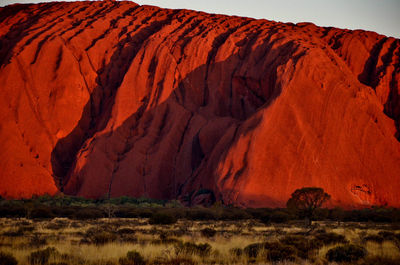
[0,1,399,207]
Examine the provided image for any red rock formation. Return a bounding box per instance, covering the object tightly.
[0,1,399,207]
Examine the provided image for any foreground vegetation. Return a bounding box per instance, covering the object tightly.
[0,195,400,264]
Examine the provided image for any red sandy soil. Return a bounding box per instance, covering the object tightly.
[0,1,399,207]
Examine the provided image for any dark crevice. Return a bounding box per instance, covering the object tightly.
[54,45,63,72]
[66,4,117,42]
[384,48,400,141]
[30,33,51,64]
[0,3,56,67]
[191,132,205,171]
[358,37,388,88]
[84,13,128,51]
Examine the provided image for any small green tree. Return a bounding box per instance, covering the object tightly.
[287,187,330,226]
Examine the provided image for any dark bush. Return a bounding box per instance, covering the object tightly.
[149,212,177,225]
[19,225,35,233]
[119,251,146,265]
[259,213,271,224]
[90,231,117,245]
[364,234,384,244]
[378,231,395,238]
[51,207,75,218]
[243,243,264,258]
[280,235,322,259]
[329,207,345,222]
[174,242,212,256]
[0,251,18,265]
[185,208,216,220]
[3,228,24,237]
[74,208,104,220]
[243,241,298,261]
[229,248,243,257]
[219,208,252,220]
[200,228,216,238]
[136,209,153,218]
[30,233,47,247]
[361,256,400,265]
[154,232,180,245]
[259,209,293,224]
[115,208,140,218]
[341,207,400,223]
[117,228,136,235]
[45,222,66,230]
[29,206,54,219]
[150,257,195,265]
[315,232,348,245]
[313,208,330,220]
[0,204,26,217]
[29,247,58,265]
[326,244,366,263]
[264,242,297,262]
[269,211,291,223]
[246,208,270,219]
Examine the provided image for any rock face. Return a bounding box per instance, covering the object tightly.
[0,1,399,208]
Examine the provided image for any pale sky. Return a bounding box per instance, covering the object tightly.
[1,0,399,38]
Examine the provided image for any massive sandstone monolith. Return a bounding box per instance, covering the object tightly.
[0,1,399,207]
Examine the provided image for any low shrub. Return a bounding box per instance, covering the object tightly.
[82,227,117,245]
[2,229,24,237]
[325,244,366,263]
[45,220,68,230]
[259,213,271,224]
[363,234,384,244]
[156,232,180,245]
[149,212,177,225]
[378,231,395,238]
[117,228,136,235]
[200,228,216,238]
[51,207,75,218]
[185,208,216,220]
[30,233,47,247]
[174,242,212,256]
[150,257,195,265]
[361,256,400,265]
[30,207,54,219]
[269,211,291,223]
[0,204,26,217]
[0,252,18,265]
[264,242,297,262]
[74,208,104,220]
[280,235,322,259]
[90,231,117,245]
[119,250,145,265]
[229,248,243,257]
[120,234,138,243]
[243,241,298,261]
[315,232,348,245]
[246,208,270,220]
[219,208,252,220]
[243,243,265,258]
[29,247,58,265]
[259,210,292,224]
[377,231,400,243]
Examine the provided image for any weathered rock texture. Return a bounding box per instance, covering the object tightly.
[0,1,399,207]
